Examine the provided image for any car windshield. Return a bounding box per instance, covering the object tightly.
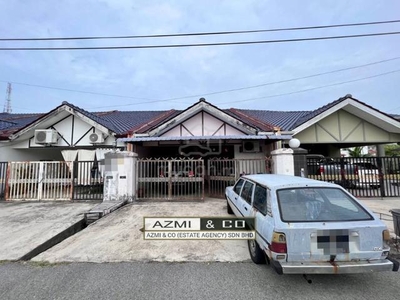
[277,187,373,222]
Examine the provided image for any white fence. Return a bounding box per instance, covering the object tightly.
[7,161,73,200]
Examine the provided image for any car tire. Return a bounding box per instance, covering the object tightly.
[227,200,234,214]
[248,239,266,264]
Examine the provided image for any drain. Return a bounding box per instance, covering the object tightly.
[18,219,87,261]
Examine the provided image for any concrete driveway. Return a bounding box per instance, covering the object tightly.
[0,201,97,261]
[33,199,250,263]
[358,198,399,237]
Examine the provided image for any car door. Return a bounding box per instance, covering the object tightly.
[226,178,245,215]
[238,180,255,217]
[252,184,274,250]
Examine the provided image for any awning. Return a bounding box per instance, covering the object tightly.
[118,134,293,143]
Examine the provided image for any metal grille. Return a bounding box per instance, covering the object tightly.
[72,161,104,200]
[307,156,400,197]
[7,161,73,200]
[136,158,204,200]
[207,158,270,198]
[0,162,7,200]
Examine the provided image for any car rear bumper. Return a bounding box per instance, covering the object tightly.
[272,258,398,275]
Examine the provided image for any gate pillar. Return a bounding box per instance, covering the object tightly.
[271,148,294,175]
[103,151,138,202]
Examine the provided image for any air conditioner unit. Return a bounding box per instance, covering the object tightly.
[242,141,260,153]
[34,129,58,144]
[89,132,105,144]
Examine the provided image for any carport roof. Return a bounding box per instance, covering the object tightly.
[118,134,293,142]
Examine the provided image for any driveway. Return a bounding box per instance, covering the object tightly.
[33,199,250,263]
[0,201,97,261]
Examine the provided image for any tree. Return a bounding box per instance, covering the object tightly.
[384,144,400,157]
[347,146,366,157]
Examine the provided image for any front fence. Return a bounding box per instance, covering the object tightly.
[2,160,103,201]
[307,156,400,197]
[0,162,7,200]
[7,161,73,200]
[136,158,204,200]
[208,158,270,198]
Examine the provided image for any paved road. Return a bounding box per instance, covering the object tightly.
[0,262,398,300]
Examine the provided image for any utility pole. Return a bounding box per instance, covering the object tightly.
[3,82,12,113]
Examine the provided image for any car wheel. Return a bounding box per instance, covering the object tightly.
[227,200,234,214]
[248,239,266,264]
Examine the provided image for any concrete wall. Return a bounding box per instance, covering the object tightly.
[0,142,63,162]
[234,143,266,159]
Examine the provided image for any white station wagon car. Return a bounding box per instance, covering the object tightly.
[225,174,399,275]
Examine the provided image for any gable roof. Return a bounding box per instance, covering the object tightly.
[291,95,400,134]
[1,95,399,141]
[144,98,266,137]
[1,102,181,140]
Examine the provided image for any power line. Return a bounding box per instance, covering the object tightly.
[164,56,400,101]
[11,69,400,112]
[84,57,400,108]
[1,31,400,51]
[0,80,158,101]
[216,69,400,105]
[1,19,400,41]
[4,56,397,110]
[85,68,400,110]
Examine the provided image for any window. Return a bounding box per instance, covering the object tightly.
[277,187,373,222]
[240,181,254,204]
[253,185,267,215]
[233,179,244,195]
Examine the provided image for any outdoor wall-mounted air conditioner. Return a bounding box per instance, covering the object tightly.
[89,132,105,144]
[242,141,260,153]
[34,129,59,144]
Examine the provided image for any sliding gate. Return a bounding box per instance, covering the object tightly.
[136,158,204,200]
[208,158,270,198]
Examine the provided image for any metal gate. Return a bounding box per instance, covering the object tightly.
[307,156,400,197]
[7,161,73,200]
[0,162,7,200]
[136,158,204,200]
[72,161,104,200]
[207,158,270,198]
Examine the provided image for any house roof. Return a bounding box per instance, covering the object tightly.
[1,102,182,139]
[142,98,266,136]
[1,95,400,141]
[228,109,309,131]
[291,95,400,130]
[0,119,16,130]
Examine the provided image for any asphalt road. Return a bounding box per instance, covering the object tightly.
[0,262,398,300]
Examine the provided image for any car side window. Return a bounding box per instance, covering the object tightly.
[253,185,267,215]
[233,179,244,195]
[240,181,254,204]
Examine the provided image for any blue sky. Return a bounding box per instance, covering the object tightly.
[0,0,399,114]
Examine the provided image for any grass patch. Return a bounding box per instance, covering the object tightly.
[24,261,70,268]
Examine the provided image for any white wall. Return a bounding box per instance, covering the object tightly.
[0,142,63,162]
[234,144,266,159]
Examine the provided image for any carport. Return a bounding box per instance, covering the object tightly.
[120,134,291,200]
